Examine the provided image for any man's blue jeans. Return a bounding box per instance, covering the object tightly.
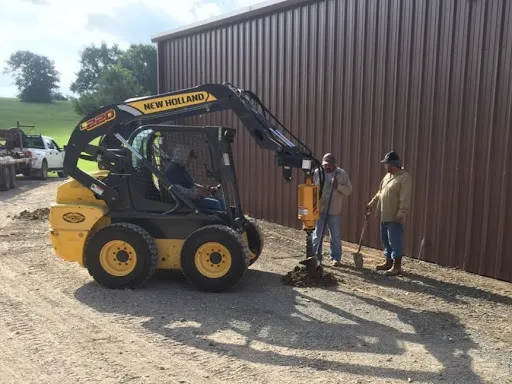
[312,213,342,261]
[196,195,226,212]
[381,221,404,259]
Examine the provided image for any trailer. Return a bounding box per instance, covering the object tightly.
[0,122,32,191]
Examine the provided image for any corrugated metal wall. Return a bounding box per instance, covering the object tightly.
[155,0,512,282]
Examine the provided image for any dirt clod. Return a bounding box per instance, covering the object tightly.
[281,265,338,287]
[13,208,49,221]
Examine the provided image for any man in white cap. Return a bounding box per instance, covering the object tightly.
[367,150,412,275]
[312,153,352,266]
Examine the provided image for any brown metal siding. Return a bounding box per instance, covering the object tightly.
[156,0,512,282]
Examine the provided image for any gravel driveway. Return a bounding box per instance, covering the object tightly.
[0,179,510,384]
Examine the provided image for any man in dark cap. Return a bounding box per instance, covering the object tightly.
[312,153,352,266]
[164,144,225,211]
[367,151,412,275]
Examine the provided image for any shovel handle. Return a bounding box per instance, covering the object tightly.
[357,212,370,253]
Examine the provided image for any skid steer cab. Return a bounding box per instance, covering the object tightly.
[50,125,264,292]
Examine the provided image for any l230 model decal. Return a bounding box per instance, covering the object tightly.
[80,109,116,131]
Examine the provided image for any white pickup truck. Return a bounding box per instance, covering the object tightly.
[20,134,66,179]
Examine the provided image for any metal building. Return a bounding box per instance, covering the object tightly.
[151,0,512,282]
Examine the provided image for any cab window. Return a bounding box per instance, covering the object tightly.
[51,140,61,151]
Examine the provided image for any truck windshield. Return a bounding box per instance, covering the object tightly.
[23,136,45,149]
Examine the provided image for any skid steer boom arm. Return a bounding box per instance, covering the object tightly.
[64,82,324,232]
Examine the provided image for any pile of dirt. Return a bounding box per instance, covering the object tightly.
[281,265,339,287]
[13,208,50,221]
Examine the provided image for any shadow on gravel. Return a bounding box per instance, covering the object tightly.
[0,177,62,203]
[74,268,484,383]
[324,290,483,383]
[337,262,512,306]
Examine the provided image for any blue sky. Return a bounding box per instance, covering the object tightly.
[1,0,264,98]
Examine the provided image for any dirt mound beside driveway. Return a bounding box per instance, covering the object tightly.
[12,207,50,221]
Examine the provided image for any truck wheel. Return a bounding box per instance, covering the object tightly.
[37,160,48,180]
[180,225,250,292]
[57,171,66,178]
[246,220,264,266]
[7,164,16,189]
[84,223,158,289]
[0,166,9,191]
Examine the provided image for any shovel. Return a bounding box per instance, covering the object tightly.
[299,170,338,272]
[351,211,370,269]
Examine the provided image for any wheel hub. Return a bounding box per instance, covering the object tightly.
[194,242,232,278]
[209,252,222,264]
[115,250,129,263]
[99,240,137,276]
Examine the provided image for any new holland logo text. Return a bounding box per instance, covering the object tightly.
[80,109,116,131]
[127,92,217,114]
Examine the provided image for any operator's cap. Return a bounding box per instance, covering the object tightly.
[322,153,336,165]
[188,149,198,159]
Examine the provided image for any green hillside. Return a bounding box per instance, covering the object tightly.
[0,97,98,172]
[0,97,80,147]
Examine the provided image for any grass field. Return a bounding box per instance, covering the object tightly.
[0,97,98,172]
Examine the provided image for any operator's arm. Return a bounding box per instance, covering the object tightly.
[396,173,412,221]
[335,169,352,196]
[174,184,199,199]
[193,182,219,195]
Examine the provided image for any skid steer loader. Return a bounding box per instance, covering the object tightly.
[49,82,325,292]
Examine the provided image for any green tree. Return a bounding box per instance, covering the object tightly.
[71,64,143,116]
[3,50,60,102]
[118,44,157,95]
[70,42,122,94]
[71,42,157,116]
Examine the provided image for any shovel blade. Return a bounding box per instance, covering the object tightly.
[299,256,321,271]
[353,253,364,269]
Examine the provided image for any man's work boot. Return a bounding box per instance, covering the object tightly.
[385,257,402,276]
[375,258,393,271]
[330,259,342,267]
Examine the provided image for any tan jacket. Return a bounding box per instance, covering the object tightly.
[313,167,352,215]
[368,169,412,223]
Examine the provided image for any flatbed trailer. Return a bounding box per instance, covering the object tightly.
[0,155,31,191]
[0,122,33,191]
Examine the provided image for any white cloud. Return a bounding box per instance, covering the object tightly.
[0,0,265,98]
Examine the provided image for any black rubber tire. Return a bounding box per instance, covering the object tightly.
[57,171,66,178]
[84,223,158,289]
[7,164,16,189]
[37,159,48,180]
[0,166,9,191]
[246,220,264,266]
[180,225,250,292]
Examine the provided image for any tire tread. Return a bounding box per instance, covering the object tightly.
[84,222,158,289]
[181,224,250,291]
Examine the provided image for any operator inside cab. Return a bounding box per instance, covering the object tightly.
[164,144,226,212]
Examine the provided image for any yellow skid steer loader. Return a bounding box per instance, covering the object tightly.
[49,82,325,292]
